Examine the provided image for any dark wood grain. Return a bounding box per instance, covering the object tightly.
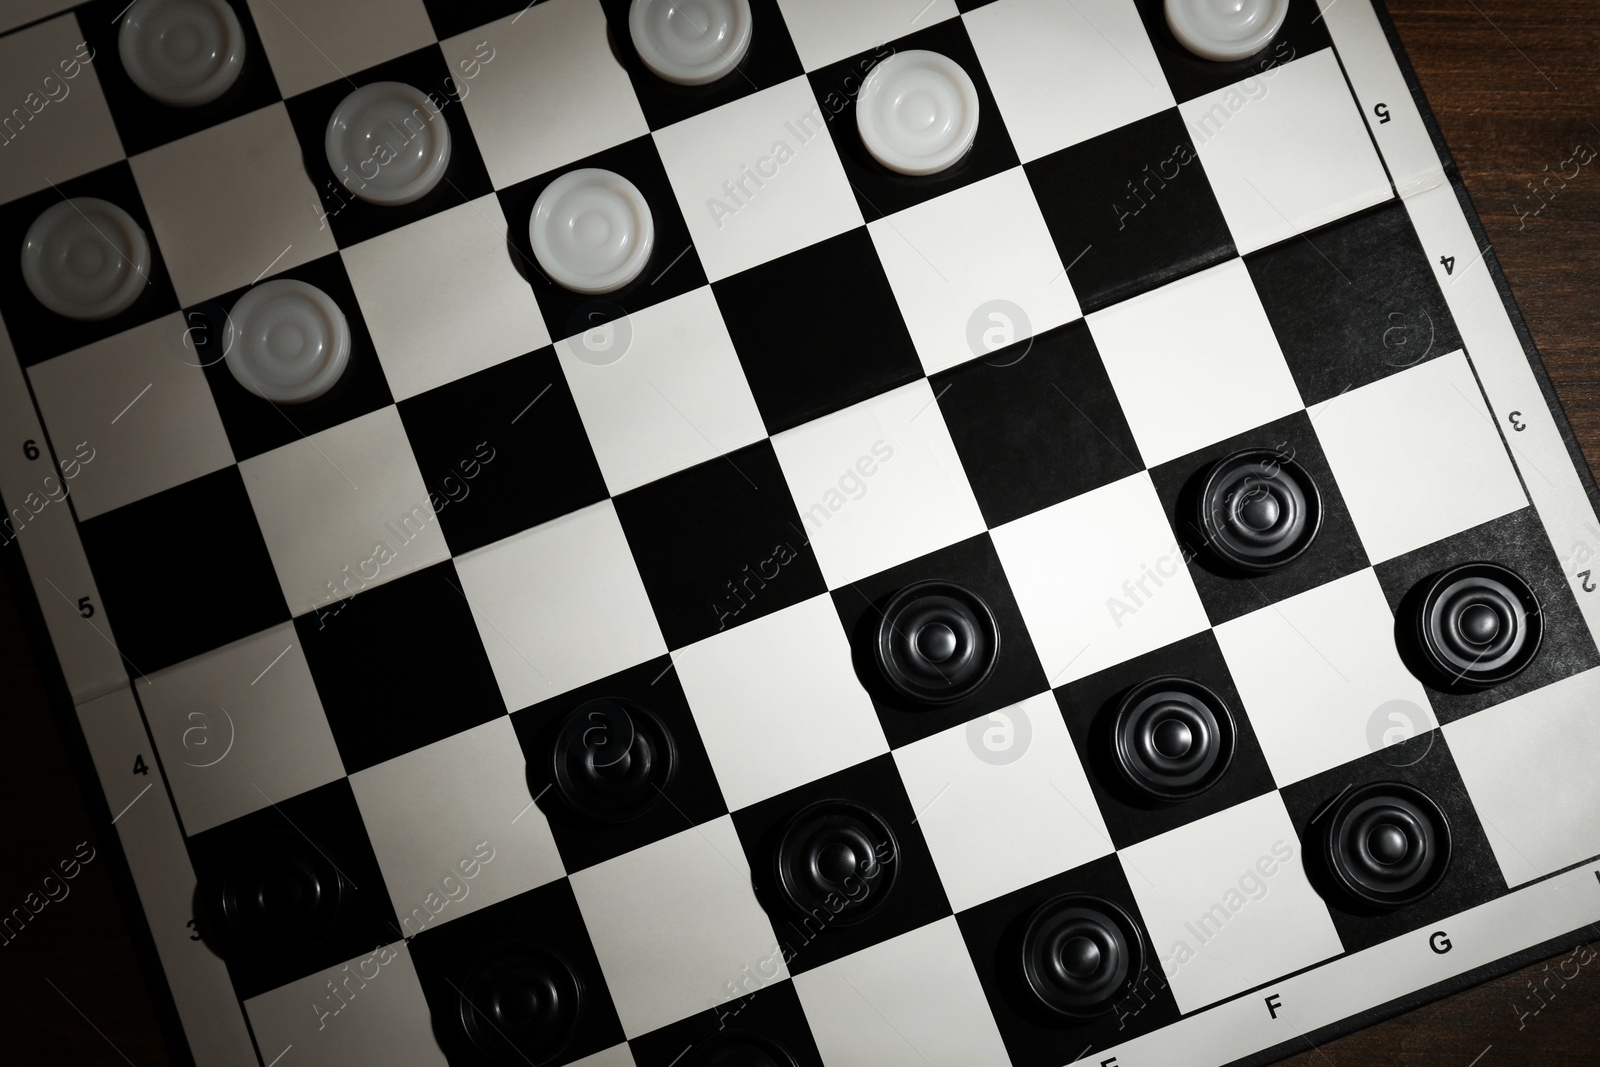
[4,1,1600,1063]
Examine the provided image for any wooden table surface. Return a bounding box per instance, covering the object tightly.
[4,1,1599,1063]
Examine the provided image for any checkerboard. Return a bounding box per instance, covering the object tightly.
[5,1,1600,1065]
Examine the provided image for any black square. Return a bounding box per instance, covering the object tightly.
[1025,109,1234,314]
[1279,732,1506,955]
[0,162,180,366]
[599,0,804,130]
[81,0,282,156]
[932,320,1144,527]
[629,977,823,1067]
[409,879,625,1067]
[806,18,1019,221]
[955,853,1180,1067]
[1373,506,1599,725]
[511,655,728,872]
[1247,200,1461,406]
[397,348,608,555]
[186,779,398,1001]
[1053,631,1278,849]
[421,0,541,40]
[714,228,923,433]
[189,252,395,462]
[613,441,826,649]
[832,533,1048,749]
[498,135,707,344]
[80,466,288,673]
[1133,0,1333,104]
[297,561,506,773]
[283,45,496,248]
[730,753,952,974]
[1148,410,1370,625]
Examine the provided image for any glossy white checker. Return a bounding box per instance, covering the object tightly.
[1181,48,1392,255]
[1310,351,1527,564]
[27,314,233,520]
[556,286,766,495]
[350,716,563,932]
[893,692,1113,911]
[672,594,886,810]
[992,471,1210,686]
[0,15,121,202]
[137,622,343,835]
[1445,667,1600,886]
[775,0,959,70]
[1088,257,1304,467]
[243,940,449,1067]
[653,76,862,282]
[1214,568,1435,786]
[454,499,667,709]
[130,103,337,304]
[964,0,1176,163]
[793,916,1011,1067]
[1119,791,1343,1014]
[244,0,436,97]
[569,816,783,1038]
[342,195,550,402]
[440,0,648,188]
[771,379,986,588]
[237,405,449,615]
[868,167,1080,375]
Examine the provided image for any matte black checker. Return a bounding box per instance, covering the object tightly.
[1133,0,1335,104]
[630,978,824,1067]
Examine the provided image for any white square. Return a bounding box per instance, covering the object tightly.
[343,196,550,402]
[569,817,783,1037]
[775,0,958,69]
[28,314,233,520]
[556,287,766,495]
[350,717,564,932]
[0,15,123,202]
[991,472,1210,686]
[792,917,1010,1067]
[1445,667,1600,886]
[454,500,667,709]
[1213,568,1435,787]
[245,0,436,97]
[1087,258,1303,467]
[964,0,1176,162]
[868,168,1080,375]
[653,77,862,281]
[1310,351,1527,564]
[441,0,648,188]
[244,941,448,1067]
[1120,792,1342,1014]
[137,622,345,835]
[673,595,886,810]
[238,406,450,615]
[770,380,986,588]
[130,104,338,304]
[893,693,1112,911]
[1180,49,1392,255]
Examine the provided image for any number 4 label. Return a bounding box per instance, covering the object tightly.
[1439,255,1456,275]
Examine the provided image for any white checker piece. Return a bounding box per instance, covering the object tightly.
[1088,257,1304,468]
[1182,48,1393,255]
[894,692,1113,912]
[238,405,450,615]
[342,195,551,402]
[673,594,887,810]
[868,167,1080,376]
[28,314,234,521]
[1214,568,1435,787]
[964,0,1176,163]
[350,716,564,932]
[0,15,121,203]
[138,621,344,835]
[1120,792,1343,1014]
[570,816,784,1038]
[775,0,959,70]
[244,0,437,97]
[1310,350,1527,564]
